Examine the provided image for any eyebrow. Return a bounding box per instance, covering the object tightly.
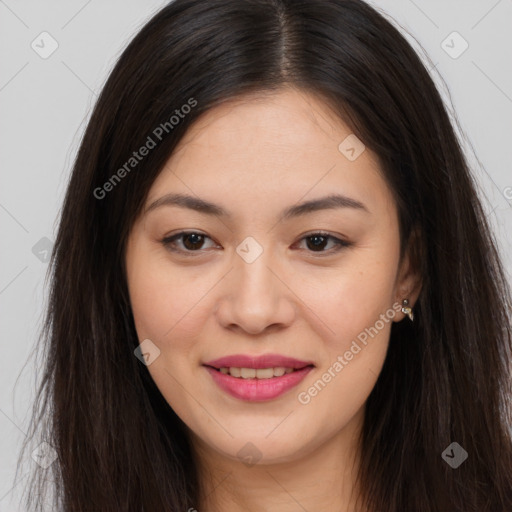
[145,192,370,220]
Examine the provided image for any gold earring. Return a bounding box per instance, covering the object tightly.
[401,298,414,321]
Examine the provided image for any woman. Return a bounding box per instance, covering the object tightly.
[18,0,512,510]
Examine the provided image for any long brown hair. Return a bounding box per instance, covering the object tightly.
[17,0,512,510]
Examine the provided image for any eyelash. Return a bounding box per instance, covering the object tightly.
[160,231,352,257]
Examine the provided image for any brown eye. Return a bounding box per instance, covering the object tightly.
[305,234,329,251]
[298,232,352,254]
[181,233,206,250]
[161,231,351,257]
[161,231,217,254]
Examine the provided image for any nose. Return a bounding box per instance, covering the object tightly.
[214,247,296,335]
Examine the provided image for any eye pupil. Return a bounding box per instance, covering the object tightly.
[307,235,328,251]
[183,233,204,250]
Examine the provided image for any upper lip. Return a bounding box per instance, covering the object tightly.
[203,354,315,369]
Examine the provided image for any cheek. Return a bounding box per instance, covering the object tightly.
[126,249,216,346]
[297,256,398,349]
[294,266,395,421]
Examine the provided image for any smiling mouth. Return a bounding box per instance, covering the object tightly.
[205,365,314,379]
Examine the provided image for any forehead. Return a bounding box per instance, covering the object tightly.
[146,87,394,222]
[170,87,360,163]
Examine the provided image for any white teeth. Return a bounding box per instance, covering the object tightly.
[218,367,298,378]
[254,368,274,379]
[240,368,256,379]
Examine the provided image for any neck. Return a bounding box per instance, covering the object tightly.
[191,406,366,512]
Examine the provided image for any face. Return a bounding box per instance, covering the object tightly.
[125,87,417,467]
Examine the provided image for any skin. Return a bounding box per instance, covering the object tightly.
[125,86,422,512]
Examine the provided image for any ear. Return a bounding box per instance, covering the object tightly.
[394,226,423,322]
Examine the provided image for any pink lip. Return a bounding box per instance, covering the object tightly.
[202,353,315,402]
[204,366,314,402]
[203,353,314,369]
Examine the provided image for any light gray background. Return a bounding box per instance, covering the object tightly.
[1,1,511,510]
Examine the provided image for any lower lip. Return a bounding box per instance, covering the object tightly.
[204,365,314,402]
